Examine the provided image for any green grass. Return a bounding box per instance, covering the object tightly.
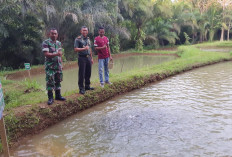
[22,79,43,91]
[196,41,232,48]
[1,77,46,110]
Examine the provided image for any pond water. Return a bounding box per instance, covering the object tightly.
[11,62,232,156]
[15,55,176,93]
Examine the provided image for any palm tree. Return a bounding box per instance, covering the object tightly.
[0,0,43,69]
[217,0,232,41]
[204,3,221,41]
[121,0,154,50]
[224,12,232,41]
[172,1,199,42]
[145,19,179,47]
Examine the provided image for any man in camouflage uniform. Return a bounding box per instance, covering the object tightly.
[74,26,94,94]
[42,28,66,105]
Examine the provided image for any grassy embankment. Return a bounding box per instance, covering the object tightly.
[0,42,232,147]
[196,40,232,48]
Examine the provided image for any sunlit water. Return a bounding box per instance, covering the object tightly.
[14,55,176,93]
[11,62,232,156]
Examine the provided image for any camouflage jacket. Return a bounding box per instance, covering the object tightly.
[42,38,62,70]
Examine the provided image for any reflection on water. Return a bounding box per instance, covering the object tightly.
[15,55,176,93]
[11,62,232,156]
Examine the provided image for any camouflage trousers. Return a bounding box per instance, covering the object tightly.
[45,69,63,91]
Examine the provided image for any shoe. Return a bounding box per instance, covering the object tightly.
[47,98,54,105]
[100,83,104,88]
[47,90,54,105]
[55,90,66,101]
[105,81,112,85]
[79,89,85,95]
[85,87,95,90]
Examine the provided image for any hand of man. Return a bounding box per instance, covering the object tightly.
[102,45,107,49]
[57,50,62,57]
[85,46,89,50]
[91,58,94,64]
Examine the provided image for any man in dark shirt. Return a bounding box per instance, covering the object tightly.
[74,26,94,94]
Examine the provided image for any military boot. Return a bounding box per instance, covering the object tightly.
[55,90,66,101]
[47,90,54,105]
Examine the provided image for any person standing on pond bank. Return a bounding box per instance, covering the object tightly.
[42,28,66,105]
[94,27,113,87]
[74,26,94,95]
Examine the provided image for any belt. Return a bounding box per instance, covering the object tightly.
[79,55,89,58]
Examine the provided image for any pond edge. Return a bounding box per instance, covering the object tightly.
[5,55,232,149]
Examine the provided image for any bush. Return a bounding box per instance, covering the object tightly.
[110,35,120,54]
[22,79,43,91]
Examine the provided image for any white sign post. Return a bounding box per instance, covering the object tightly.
[0,80,10,157]
[24,63,31,79]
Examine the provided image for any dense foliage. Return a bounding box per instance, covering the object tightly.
[0,0,231,69]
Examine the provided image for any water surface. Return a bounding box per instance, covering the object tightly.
[11,62,232,156]
[15,55,176,93]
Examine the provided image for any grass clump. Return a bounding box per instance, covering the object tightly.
[230,51,232,56]
[2,79,46,110]
[22,79,43,91]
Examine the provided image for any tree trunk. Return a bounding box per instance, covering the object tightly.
[227,23,231,41]
[209,30,215,42]
[227,28,230,41]
[161,40,164,47]
[220,27,225,42]
[204,30,208,41]
[200,33,203,43]
[137,28,140,40]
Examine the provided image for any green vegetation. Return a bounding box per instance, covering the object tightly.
[22,79,43,91]
[196,41,232,48]
[184,32,191,45]
[1,0,232,69]
[1,78,46,110]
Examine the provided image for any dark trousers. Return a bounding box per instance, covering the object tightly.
[78,56,92,90]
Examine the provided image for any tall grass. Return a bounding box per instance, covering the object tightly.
[22,79,43,91]
[2,79,46,110]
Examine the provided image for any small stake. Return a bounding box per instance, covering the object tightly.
[0,117,10,157]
